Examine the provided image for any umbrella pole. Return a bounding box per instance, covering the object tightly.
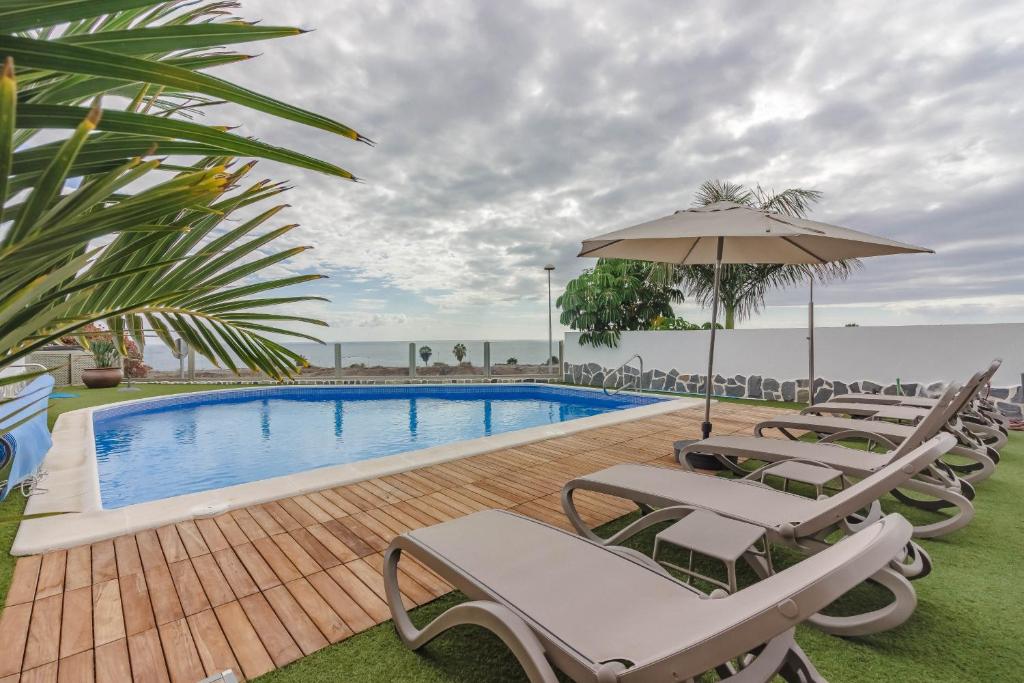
[702,237,724,439]
[808,277,815,405]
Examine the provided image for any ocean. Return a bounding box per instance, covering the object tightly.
[141,339,557,371]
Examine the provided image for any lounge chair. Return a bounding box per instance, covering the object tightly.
[561,434,956,637]
[677,384,975,538]
[829,360,1008,431]
[752,376,997,484]
[385,508,914,682]
[807,364,1007,451]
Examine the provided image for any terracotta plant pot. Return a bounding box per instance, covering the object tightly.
[82,367,123,389]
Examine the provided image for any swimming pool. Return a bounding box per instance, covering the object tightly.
[93,384,666,508]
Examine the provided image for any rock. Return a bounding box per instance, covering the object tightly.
[747,375,763,399]
[713,374,727,385]
[585,362,602,374]
[989,387,1010,399]
[781,381,796,402]
[796,378,808,388]
[591,371,604,387]
[1013,385,1023,403]
[901,382,919,396]
[734,374,746,384]
[726,378,737,386]
[862,380,882,393]
[832,380,848,396]
[725,384,745,397]
[796,388,810,403]
[849,382,861,393]
[998,403,1022,418]
[813,387,833,404]
[882,383,899,395]
[763,378,780,392]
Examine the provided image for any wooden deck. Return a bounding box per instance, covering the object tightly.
[0,402,785,682]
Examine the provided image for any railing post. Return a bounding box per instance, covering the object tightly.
[334,343,342,380]
[558,340,564,380]
[484,341,491,378]
[187,347,196,381]
[409,343,417,378]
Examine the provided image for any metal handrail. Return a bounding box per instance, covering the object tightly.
[603,354,644,395]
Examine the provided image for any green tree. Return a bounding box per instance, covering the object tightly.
[1,0,371,415]
[419,346,432,365]
[452,343,467,363]
[674,180,855,328]
[556,259,684,348]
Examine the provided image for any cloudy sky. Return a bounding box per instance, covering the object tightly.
[219,0,1023,341]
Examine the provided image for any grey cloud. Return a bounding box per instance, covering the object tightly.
[214,0,1023,326]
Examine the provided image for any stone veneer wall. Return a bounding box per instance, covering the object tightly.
[563,362,1024,418]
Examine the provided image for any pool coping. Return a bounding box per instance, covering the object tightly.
[13,384,702,555]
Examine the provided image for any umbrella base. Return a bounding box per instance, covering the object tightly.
[674,439,726,471]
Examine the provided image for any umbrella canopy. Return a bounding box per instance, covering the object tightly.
[579,201,931,264]
[577,200,932,440]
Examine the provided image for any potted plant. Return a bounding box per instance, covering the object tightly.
[82,339,123,389]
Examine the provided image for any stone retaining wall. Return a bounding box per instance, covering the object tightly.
[563,362,1024,417]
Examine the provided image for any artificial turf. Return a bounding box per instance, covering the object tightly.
[0,384,1020,681]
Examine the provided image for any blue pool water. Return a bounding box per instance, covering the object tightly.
[93,385,663,508]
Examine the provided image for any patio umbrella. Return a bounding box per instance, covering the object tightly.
[578,200,932,439]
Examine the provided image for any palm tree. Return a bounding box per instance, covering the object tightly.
[674,180,856,328]
[1,1,372,425]
[452,343,467,363]
[419,346,432,365]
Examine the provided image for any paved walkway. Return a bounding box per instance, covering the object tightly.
[0,402,786,682]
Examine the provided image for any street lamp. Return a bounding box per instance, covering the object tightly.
[544,264,555,375]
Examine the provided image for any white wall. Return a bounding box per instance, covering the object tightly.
[566,323,1024,386]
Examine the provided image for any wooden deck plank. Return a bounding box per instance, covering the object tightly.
[91,579,125,647]
[155,526,189,564]
[304,491,350,519]
[233,543,281,592]
[35,551,66,599]
[5,555,41,606]
[118,571,155,637]
[290,495,334,523]
[270,533,324,576]
[136,529,168,571]
[230,509,269,542]
[187,609,242,681]
[323,565,390,623]
[145,564,185,626]
[112,535,143,578]
[283,578,352,643]
[214,601,275,679]
[57,649,93,683]
[345,558,412,609]
[167,560,212,616]
[262,502,302,532]
[213,513,249,547]
[63,546,91,592]
[251,537,302,584]
[305,524,358,563]
[157,619,206,683]
[175,521,211,558]
[317,488,362,516]
[246,505,286,536]
[194,518,230,554]
[94,639,131,682]
[305,571,375,634]
[212,547,260,598]
[288,528,342,570]
[0,602,32,677]
[277,498,317,527]
[192,554,236,607]
[127,628,170,683]
[20,662,57,683]
[263,585,329,655]
[237,593,302,668]
[59,586,93,659]
[321,519,377,557]
[23,594,62,670]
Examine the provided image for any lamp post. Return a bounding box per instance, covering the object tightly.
[544,264,555,375]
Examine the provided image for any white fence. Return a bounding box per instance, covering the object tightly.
[564,324,1024,414]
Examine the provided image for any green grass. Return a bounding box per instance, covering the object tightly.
[2,384,1021,681]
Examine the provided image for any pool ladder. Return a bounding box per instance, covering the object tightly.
[603,354,644,396]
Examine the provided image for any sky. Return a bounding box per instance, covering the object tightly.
[213,0,1024,342]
